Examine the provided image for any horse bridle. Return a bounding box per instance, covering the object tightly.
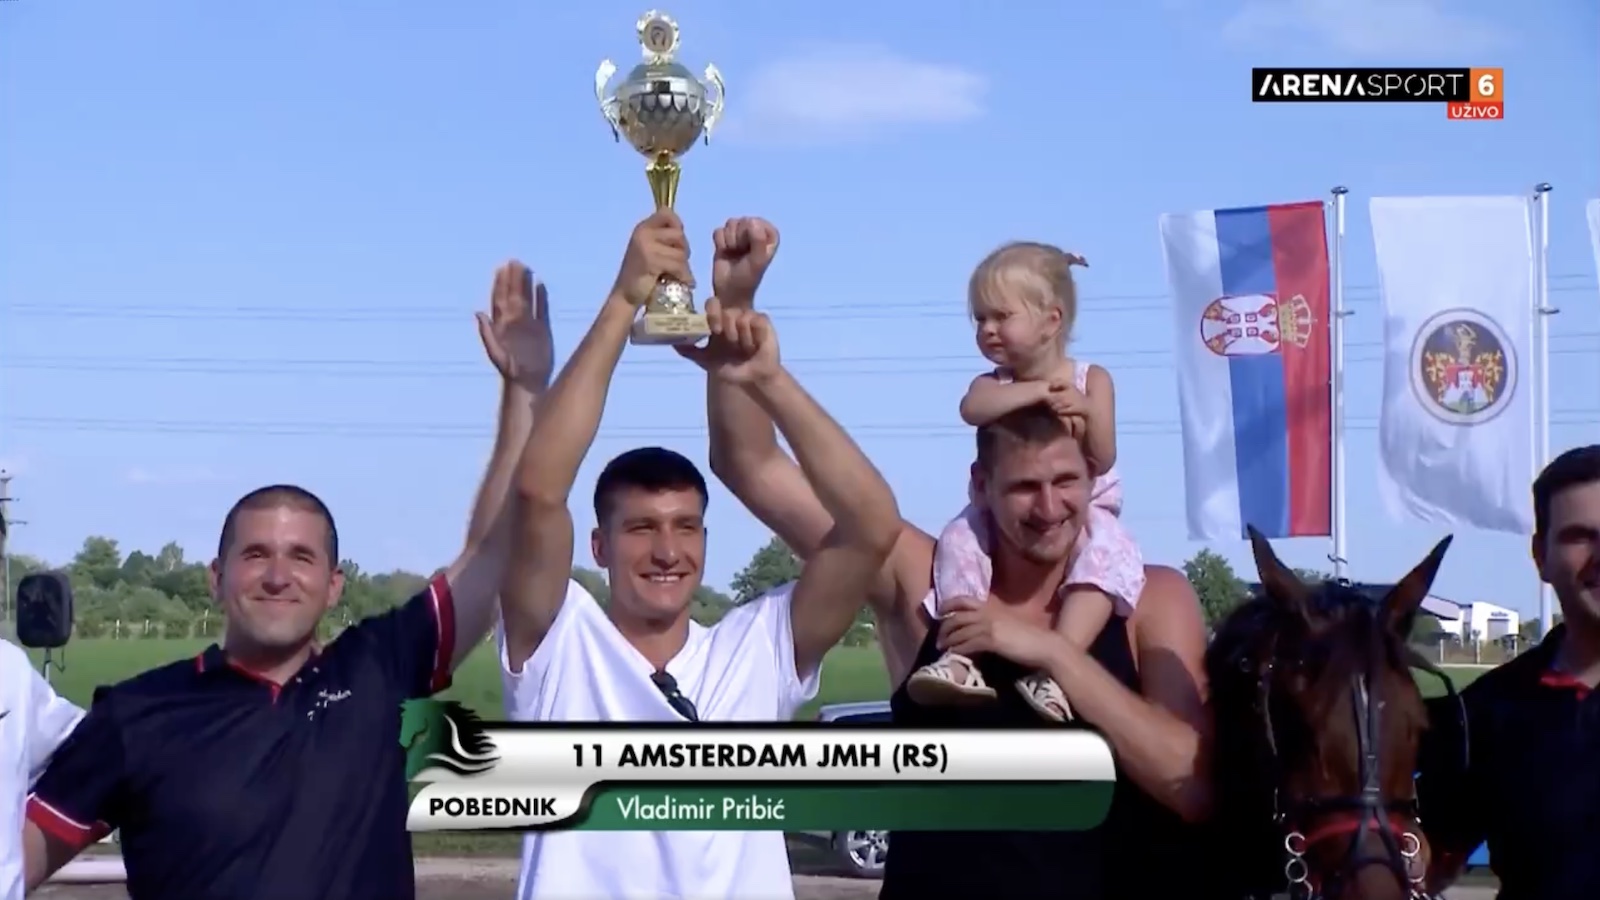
[1255,637,1467,900]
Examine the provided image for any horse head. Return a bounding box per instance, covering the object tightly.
[1206,527,1453,900]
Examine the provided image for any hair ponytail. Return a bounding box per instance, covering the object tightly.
[1063,253,1089,268]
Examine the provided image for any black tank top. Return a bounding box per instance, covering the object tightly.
[880,616,1204,900]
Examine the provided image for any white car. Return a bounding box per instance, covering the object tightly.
[805,700,891,879]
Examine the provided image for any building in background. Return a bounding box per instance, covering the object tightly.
[1243,581,1462,631]
[1456,601,1520,644]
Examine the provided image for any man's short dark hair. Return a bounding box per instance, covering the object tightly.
[218,484,339,563]
[975,403,1076,473]
[593,447,709,525]
[1533,444,1600,537]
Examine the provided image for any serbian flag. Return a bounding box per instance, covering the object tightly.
[1159,202,1332,541]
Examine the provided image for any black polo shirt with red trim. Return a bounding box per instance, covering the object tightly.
[25,575,456,900]
[1417,624,1600,900]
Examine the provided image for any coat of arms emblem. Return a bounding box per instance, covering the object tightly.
[1408,309,1517,426]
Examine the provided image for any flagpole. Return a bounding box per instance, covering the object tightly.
[1329,186,1349,581]
[1534,182,1557,636]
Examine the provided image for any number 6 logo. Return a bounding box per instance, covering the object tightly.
[1470,68,1503,104]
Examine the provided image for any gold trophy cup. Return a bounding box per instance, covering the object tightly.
[596,10,725,345]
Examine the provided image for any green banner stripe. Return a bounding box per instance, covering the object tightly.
[573,783,1113,831]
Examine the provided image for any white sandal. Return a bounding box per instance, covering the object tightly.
[1017,672,1073,722]
[906,652,997,706]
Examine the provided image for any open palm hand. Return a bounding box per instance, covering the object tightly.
[476,260,554,391]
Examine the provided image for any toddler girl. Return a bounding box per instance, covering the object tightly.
[906,241,1145,722]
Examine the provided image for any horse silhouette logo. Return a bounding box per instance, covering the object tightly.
[399,700,501,781]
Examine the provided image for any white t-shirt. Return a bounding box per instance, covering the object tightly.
[0,639,84,900]
[499,580,820,900]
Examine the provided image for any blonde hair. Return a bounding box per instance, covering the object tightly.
[967,242,1088,347]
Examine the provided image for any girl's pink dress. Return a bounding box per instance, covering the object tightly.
[929,361,1145,616]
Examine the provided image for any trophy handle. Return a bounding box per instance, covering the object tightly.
[701,63,725,143]
[595,59,621,140]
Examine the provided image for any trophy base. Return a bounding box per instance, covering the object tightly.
[631,313,709,346]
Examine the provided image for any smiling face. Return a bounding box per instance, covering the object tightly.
[589,447,710,628]
[1533,446,1600,632]
[973,406,1090,568]
[593,486,707,622]
[210,497,344,658]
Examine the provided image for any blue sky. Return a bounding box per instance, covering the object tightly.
[1,0,1596,618]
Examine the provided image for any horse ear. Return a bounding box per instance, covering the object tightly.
[1382,535,1453,635]
[1247,524,1312,622]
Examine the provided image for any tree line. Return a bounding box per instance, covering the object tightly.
[4,535,1539,646]
[3,534,870,644]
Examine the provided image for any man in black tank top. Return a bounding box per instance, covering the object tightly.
[876,410,1211,899]
[695,265,1215,900]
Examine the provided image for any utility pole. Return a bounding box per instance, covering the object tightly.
[0,471,25,624]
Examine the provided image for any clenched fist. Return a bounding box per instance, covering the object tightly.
[711,217,779,309]
[613,211,695,307]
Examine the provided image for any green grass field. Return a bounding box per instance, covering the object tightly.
[27,639,1488,858]
[24,639,895,721]
[27,637,1485,718]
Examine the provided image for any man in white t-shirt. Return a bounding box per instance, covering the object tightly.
[496,212,902,900]
[0,639,83,900]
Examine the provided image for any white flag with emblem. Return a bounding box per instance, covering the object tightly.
[1370,196,1535,534]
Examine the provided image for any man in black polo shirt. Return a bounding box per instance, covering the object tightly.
[19,261,553,900]
[1420,444,1600,900]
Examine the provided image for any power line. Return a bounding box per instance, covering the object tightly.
[7,413,1598,441]
[4,337,1597,379]
[1,277,1593,323]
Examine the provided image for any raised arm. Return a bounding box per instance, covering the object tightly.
[500,212,691,670]
[699,220,839,562]
[696,219,936,681]
[359,262,553,695]
[430,262,554,675]
[687,306,901,675]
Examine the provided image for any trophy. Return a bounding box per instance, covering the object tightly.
[596,10,725,345]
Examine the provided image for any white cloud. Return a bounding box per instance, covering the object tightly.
[731,44,986,145]
[125,465,220,486]
[1223,0,1507,57]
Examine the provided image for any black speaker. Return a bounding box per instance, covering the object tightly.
[16,571,74,649]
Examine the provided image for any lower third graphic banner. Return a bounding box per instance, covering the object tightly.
[400,701,1115,832]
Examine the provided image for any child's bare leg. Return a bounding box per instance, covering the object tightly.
[1016,587,1115,721]
[907,507,999,706]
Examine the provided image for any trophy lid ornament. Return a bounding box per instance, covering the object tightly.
[637,10,680,63]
